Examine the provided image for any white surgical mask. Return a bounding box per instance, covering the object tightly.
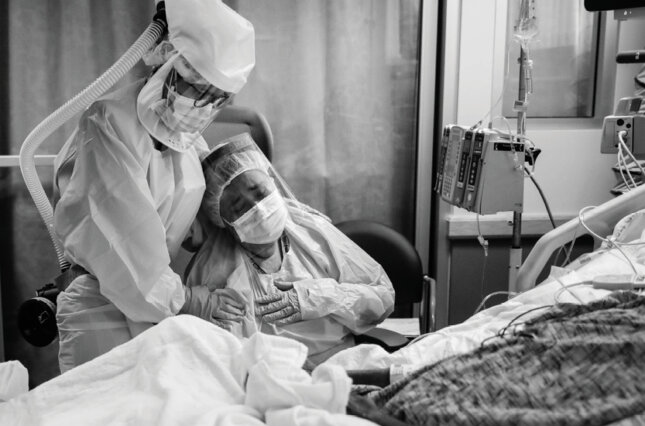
[137,53,220,152]
[229,190,288,244]
[155,91,215,133]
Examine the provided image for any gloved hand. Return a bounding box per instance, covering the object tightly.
[256,285,302,326]
[182,285,248,322]
[211,319,235,332]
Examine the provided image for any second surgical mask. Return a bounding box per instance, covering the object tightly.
[230,190,288,244]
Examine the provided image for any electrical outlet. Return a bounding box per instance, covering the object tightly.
[601,115,633,153]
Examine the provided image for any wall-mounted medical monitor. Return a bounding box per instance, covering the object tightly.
[584,0,645,11]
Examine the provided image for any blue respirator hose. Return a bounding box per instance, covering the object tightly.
[19,15,167,271]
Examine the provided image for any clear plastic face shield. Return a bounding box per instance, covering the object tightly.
[201,133,299,230]
[137,50,234,151]
[163,54,233,129]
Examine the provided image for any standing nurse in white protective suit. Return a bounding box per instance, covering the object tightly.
[185,133,396,366]
[53,0,255,372]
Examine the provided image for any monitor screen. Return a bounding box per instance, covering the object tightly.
[585,0,645,11]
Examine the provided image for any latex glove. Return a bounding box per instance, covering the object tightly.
[182,286,247,322]
[211,319,235,332]
[256,287,302,326]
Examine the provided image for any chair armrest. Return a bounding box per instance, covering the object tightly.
[355,327,410,352]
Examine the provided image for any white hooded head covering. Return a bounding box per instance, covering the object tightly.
[165,0,256,94]
[137,0,256,152]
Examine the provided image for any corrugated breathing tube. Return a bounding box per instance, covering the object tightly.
[19,6,167,271]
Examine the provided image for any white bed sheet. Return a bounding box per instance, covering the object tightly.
[6,212,645,425]
[325,226,645,372]
[0,315,376,426]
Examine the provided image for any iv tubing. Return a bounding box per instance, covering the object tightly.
[19,19,166,271]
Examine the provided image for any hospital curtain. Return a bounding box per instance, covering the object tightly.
[234,0,420,236]
[3,0,420,386]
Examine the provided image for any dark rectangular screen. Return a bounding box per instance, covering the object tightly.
[585,0,645,11]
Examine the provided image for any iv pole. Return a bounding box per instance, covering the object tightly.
[508,0,535,293]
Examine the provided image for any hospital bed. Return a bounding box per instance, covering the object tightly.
[13,76,645,423]
[13,33,645,421]
[328,185,645,425]
[4,184,645,425]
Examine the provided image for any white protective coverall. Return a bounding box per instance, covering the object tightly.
[54,80,207,372]
[186,135,395,366]
[53,0,255,373]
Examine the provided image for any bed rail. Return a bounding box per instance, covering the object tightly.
[516,183,645,292]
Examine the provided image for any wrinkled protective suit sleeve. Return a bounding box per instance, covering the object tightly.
[293,224,395,334]
[54,104,185,323]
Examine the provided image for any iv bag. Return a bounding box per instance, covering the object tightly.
[513,0,538,44]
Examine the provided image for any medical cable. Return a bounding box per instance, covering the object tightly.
[473,291,518,315]
[552,275,585,304]
[617,143,637,190]
[557,225,579,267]
[470,93,502,130]
[578,206,645,247]
[524,166,556,229]
[19,10,167,271]
[479,304,552,348]
[617,141,638,190]
[497,304,552,337]
[470,50,512,130]
[500,129,556,229]
[474,180,490,312]
[515,134,537,174]
[488,122,540,178]
[578,206,642,278]
[552,214,580,268]
[618,130,645,177]
[490,115,514,139]
[515,133,536,149]
[617,130,645,189]
[476,212,489,312]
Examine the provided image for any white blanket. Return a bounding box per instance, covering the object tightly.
[0,315,376,426]
[326,228,645,372]
[0,361,28,402]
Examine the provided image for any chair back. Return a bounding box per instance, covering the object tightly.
[209,105,274,160]
[335,220,423,317]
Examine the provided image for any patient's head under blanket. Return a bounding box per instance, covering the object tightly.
[366,291,645,426]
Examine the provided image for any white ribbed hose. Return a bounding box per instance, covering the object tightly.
[19,21,166,271]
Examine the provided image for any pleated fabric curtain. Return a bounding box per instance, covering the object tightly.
[235,0,420,237]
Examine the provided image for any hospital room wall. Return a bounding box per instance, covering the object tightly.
[433,0,645,327]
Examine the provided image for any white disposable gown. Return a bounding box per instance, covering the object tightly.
[53,80,207,372]
[186,200,395,365]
